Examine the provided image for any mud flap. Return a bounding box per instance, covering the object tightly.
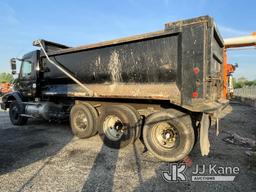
[200,113,210,156]
[216,117,219,136]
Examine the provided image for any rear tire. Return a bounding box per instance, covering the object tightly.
[9,101,28,125]
[98,105,138,149]
[70,103,98,139]
[117,105,141,142]
[142,109,194,162]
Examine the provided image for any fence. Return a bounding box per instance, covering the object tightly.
[234,86,256,99]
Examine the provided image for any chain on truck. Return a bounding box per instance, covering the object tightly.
[1,16,228,162]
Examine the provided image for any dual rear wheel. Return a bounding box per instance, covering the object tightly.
[70,104,141,148]
[98,105,141,149]
[70,103,99,138]
[70,103,195,162]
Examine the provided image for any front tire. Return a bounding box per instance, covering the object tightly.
[9,101,28,125]
[143,109,194,162]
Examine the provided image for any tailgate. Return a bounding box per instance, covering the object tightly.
[206,26,224,101]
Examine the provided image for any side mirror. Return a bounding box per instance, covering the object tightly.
[10,58,17,75]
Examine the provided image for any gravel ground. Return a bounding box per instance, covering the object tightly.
[0,102,255,192]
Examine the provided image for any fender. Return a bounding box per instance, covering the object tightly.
[1,91,25,110]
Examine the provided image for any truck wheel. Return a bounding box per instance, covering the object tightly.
[98,105,138,149]
[9,101,28,125]
[84,103,99,136]
[70,103,98,139]
[117,105,141,141]
[142,109,194,162]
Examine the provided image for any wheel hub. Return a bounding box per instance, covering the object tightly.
[74,110,88,130]
[152,122,178,149]
[103,115,124,141]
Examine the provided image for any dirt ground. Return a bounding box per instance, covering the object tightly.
[0,102,255,192]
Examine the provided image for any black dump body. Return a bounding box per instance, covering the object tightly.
[39,16,226,112]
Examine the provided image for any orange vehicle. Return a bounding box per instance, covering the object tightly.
[0,83,12,96]
[226,63,238,97]
[223,32,256,98]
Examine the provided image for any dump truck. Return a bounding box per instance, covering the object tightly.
[1,16,228,162]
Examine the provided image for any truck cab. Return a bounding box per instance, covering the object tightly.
[13,51,39,98]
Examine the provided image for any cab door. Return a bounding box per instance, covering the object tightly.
[16,52,37,98]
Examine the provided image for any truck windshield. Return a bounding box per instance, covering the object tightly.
[20,60,32,78]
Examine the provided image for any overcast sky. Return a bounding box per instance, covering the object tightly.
[0,0,255,79]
